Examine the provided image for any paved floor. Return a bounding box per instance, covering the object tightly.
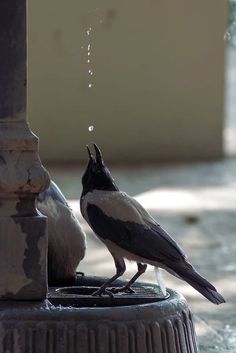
[48,156,236,353]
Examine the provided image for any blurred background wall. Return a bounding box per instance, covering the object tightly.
[28,0,227,164]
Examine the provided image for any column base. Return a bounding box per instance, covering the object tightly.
[0,215,47,300]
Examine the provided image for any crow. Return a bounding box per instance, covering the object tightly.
[80,143,225,304]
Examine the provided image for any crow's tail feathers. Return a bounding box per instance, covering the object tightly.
[176,264,225,305]
[183,277,225,305]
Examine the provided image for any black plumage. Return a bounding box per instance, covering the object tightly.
[80,143,225,304]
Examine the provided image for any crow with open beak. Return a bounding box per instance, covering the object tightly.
[80,143,225,304]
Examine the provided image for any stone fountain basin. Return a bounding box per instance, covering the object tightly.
[0,276,198,353]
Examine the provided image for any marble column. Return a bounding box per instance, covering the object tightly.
[0,0,50,299]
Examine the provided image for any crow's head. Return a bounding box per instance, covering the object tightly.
[81,143,118,195]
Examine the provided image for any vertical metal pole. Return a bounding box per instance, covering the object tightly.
[0,0,50,299]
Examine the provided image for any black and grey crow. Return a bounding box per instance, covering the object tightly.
[37,180,86,285]
[80,144,225,304]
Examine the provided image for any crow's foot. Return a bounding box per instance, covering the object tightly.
[92,287,114,297]
[111,285,135,294]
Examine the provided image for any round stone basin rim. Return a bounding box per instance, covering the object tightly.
[0,288,189,322]
[48,284,169,307]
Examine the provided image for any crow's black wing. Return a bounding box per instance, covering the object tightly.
[86,202,187,264]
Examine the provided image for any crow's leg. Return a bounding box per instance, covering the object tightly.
[112,263,147,294]
[92,257,126,297]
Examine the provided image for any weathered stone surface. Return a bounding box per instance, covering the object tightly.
[0,147,49,299]
[0,289,198,353]
[0,216,47,299]
[37,181,86,286]
[0,0,50,299]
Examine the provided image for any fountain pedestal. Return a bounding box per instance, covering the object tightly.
[0,279,198,353]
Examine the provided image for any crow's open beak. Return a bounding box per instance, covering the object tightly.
[86,145,94,162]
[93,143,103,164]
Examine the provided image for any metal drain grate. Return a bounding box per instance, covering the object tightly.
[48,284,168,307]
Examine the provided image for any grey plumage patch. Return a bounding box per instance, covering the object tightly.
[81,190,151,225]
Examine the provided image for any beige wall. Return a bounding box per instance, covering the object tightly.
[28,0,227,163]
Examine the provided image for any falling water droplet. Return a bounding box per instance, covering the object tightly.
[224,31,231,42]
[88,52,91,56]
[88,83,92,88]
[88,125,94,132]
[86,27,92,36]
[88,44,91,50]
[89,70,93,76]
[87,59,90,63]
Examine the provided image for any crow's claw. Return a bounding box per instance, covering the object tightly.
[110,286,135,294]
[92,288,114,298]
